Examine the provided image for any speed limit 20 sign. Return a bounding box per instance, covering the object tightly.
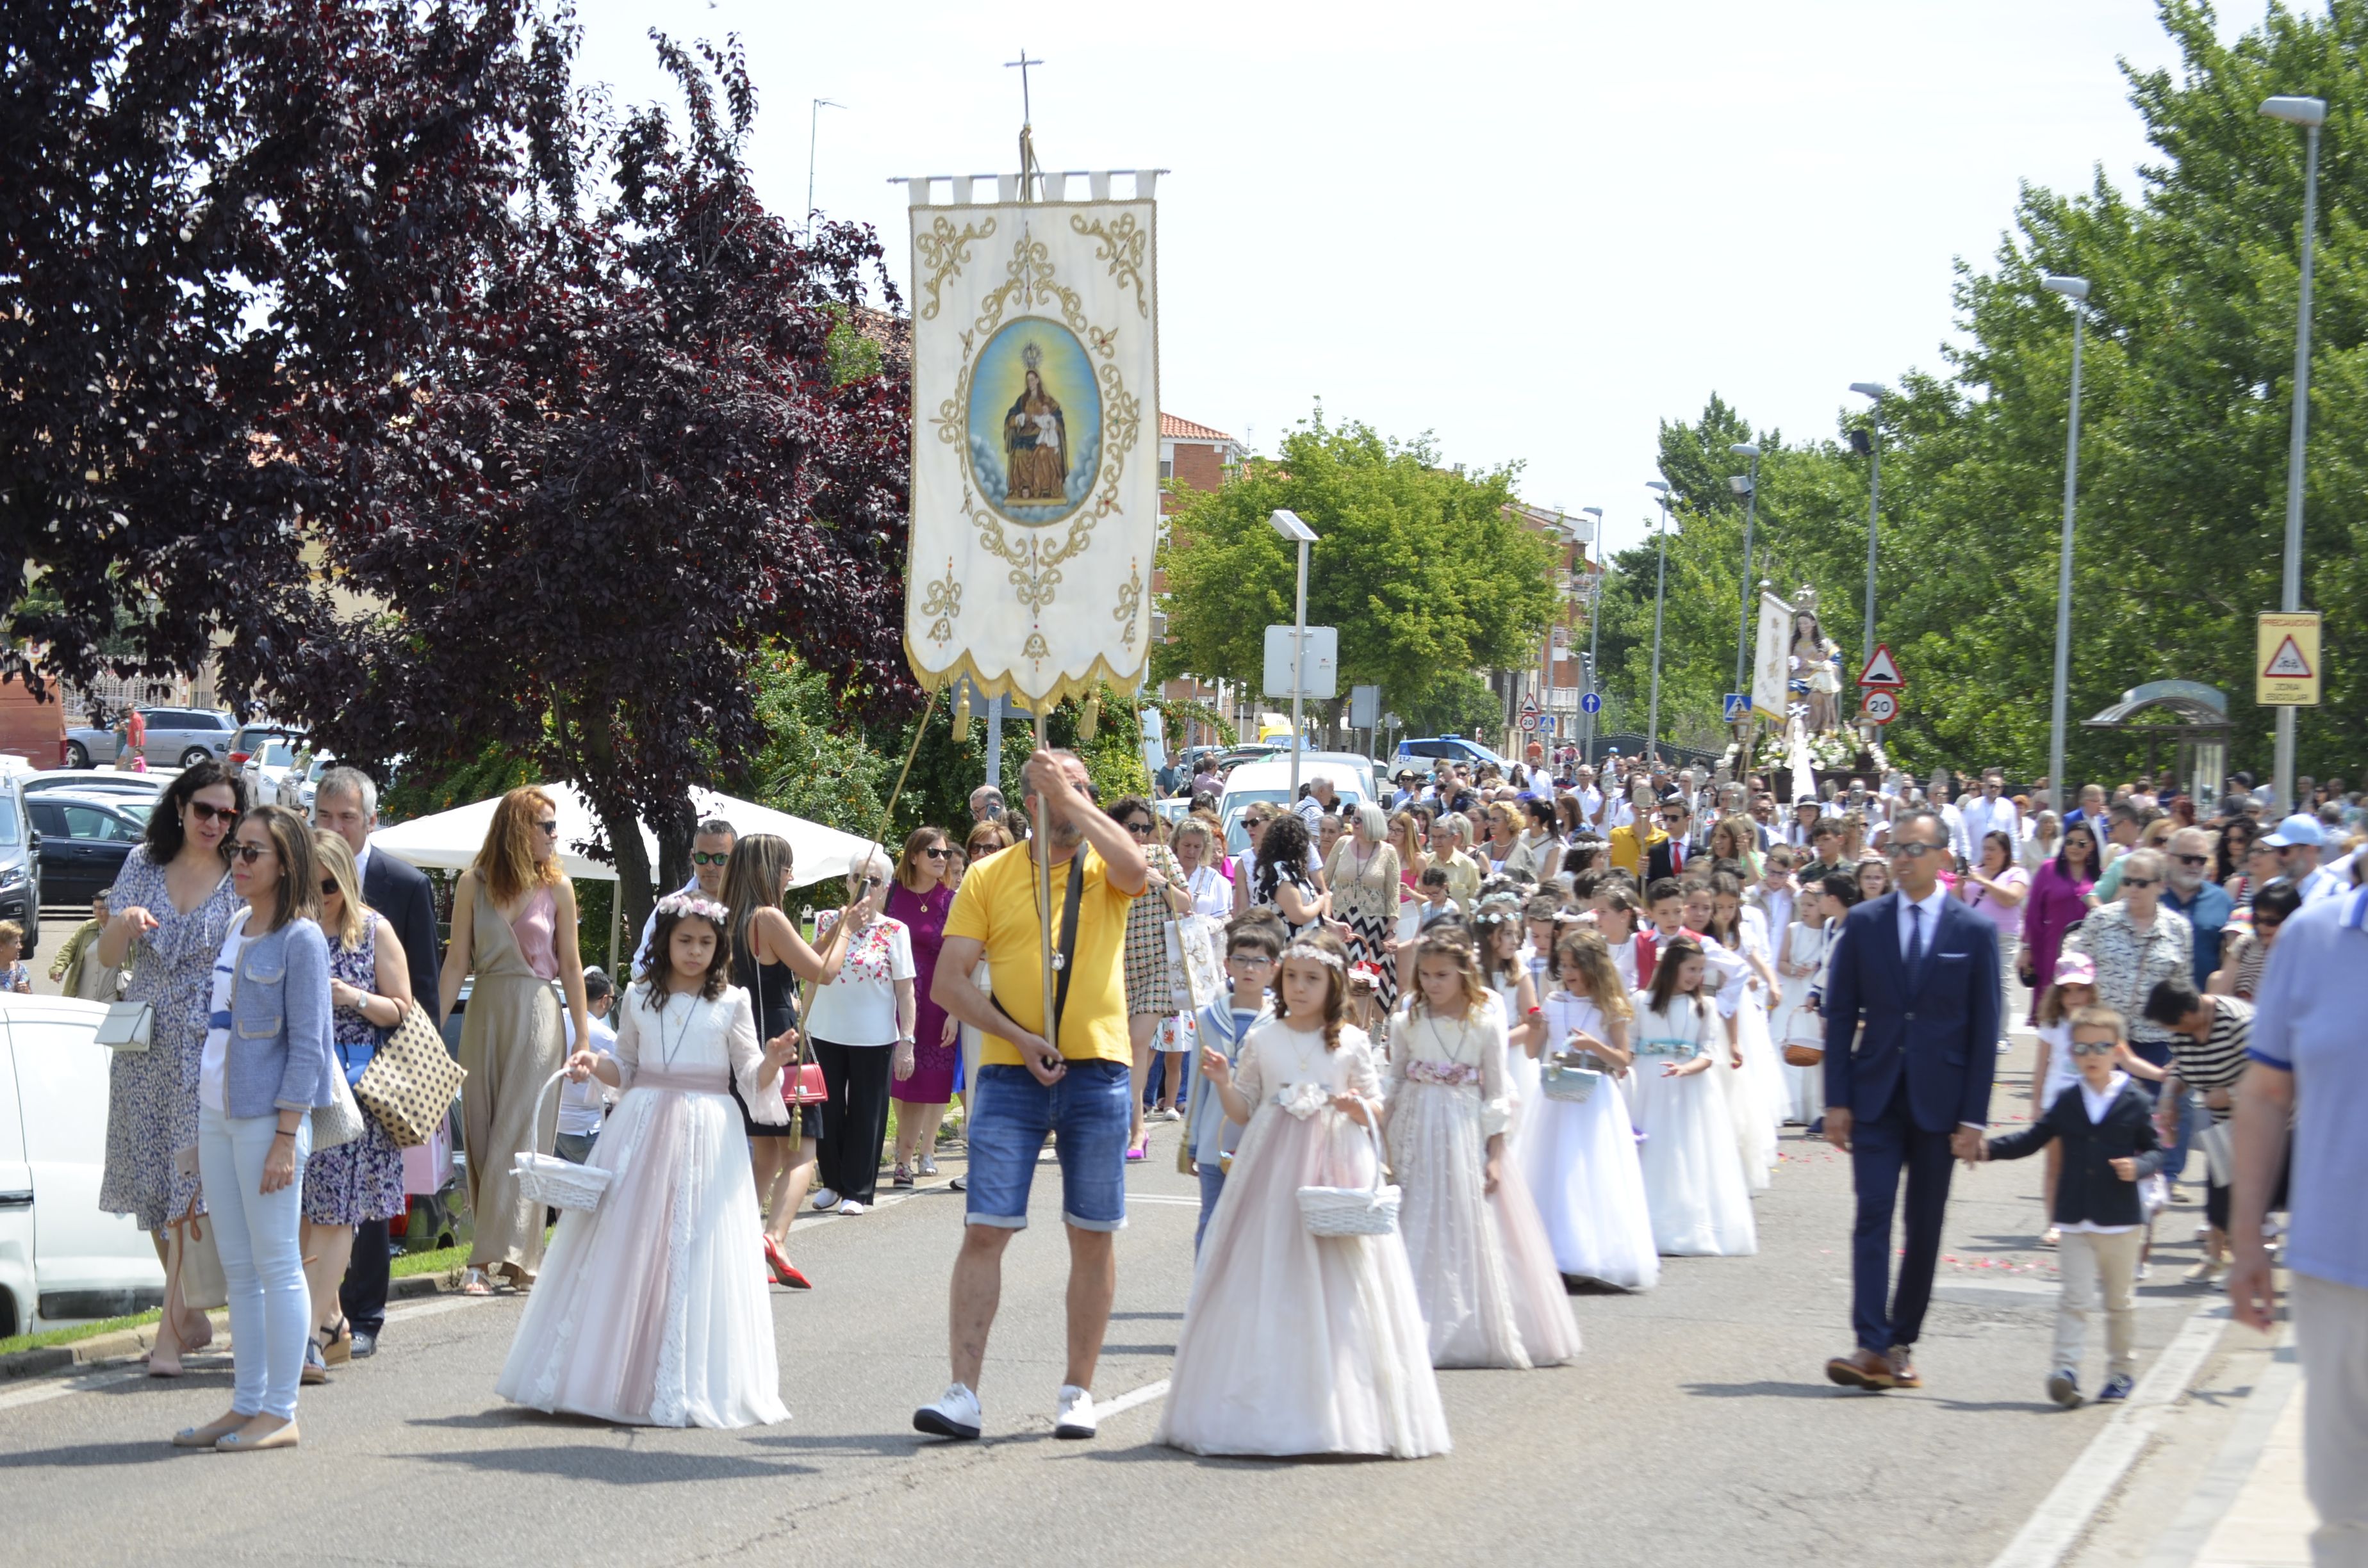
[1861,690,1900,726]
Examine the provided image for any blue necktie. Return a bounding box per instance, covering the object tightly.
[1906,902,1926,991]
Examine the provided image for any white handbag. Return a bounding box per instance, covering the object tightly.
[96,1000,153,1052]
[1296,1110,1400,1237]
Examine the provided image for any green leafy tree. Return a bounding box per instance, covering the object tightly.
[1155,412,1559,734]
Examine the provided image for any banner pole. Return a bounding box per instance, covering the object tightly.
[1034,708,1057,1054]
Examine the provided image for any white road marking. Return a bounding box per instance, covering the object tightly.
[1125,1195,1203,1207]
[1987,1298,2233,1568]
[1096,1378,1171,1419]
[386,1294,495,1324]
[0,1365,151,1414]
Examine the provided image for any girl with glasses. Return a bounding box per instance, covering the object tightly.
[441,785,593,1295]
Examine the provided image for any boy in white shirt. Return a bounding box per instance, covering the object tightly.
[556,968,619,1164]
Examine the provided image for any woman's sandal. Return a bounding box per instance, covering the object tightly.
[216,1418,300,1452]
[460,1267,497,1296]
[319,1314,352,1367]
[892,1161,915,1188]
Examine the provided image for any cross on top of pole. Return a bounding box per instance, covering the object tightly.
[1005,49,1042,123]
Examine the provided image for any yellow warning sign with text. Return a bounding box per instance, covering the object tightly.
[2257,611,2321,706]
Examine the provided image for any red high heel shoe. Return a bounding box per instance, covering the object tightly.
[762,1236,810,1290]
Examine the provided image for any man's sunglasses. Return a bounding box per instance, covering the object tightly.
[187,801,240,826]
[2122,876,2159,890]
[691,851,730,866]
[2173,854,2210,868]
[1887,841,1944,858]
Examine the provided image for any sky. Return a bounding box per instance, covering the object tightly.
[568,0,2274,560]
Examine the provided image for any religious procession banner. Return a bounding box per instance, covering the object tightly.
[903,173,1160,708]
[1751,589,1795,723]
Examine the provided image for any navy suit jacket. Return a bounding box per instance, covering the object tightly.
[1821,890,2000,1133]
[364,847,445,1024]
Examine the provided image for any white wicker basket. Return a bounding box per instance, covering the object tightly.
[511,1071,611,1213]
[1539,1054,1605,1103]
[1296,1112,1400,1237]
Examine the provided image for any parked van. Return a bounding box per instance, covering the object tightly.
[0,996,164,1335]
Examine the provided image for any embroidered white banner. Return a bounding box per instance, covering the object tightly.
[904,182,1160,708]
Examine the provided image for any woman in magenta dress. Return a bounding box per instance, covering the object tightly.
[2021,819,2100,1025]
[887,826,958,1186]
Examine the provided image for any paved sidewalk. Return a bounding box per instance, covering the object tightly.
[2194,1378,2311,1568]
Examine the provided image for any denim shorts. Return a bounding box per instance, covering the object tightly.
[965,1059,1131,1232]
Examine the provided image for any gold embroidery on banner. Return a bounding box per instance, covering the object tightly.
[1071,213,1149,318]
[920,558,963,645]
[1115,558,1143,649]
[914,216,994,322]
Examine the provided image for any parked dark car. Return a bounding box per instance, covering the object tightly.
[28,794,146,908]
[0,780,39,945]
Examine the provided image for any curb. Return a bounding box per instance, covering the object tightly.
[0,1269,460,1383]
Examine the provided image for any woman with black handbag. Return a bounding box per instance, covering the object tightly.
[720,834,860,1289]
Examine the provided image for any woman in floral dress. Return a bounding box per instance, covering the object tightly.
[96,763,248,1376]
[299,831,414,1381]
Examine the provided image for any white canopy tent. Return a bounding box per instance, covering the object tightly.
[371,783,883,891]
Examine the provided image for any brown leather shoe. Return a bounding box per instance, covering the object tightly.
[1825,1348,1896,1391]
[1886,1346,1921,1388]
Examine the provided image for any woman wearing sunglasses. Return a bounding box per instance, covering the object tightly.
[98,760,252,1377]
[2023,821,2102,1025]
[440,786,593,1294]
[802,853,910,1216]
[888,827,960,1189]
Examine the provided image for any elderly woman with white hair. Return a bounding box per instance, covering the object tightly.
[1326,801,1403,1010]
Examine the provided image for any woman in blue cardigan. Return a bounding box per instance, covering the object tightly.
[173,806,339,1453]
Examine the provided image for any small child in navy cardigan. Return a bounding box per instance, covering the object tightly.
[1980,1005,2164,1409]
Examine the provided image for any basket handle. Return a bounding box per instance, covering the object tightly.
[530,1069,572,1160]
[1333,1100,1387,1198]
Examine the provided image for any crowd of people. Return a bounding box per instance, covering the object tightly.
[51,735,2361,1556]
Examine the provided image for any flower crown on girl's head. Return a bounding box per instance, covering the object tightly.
[1284,941,1345,972]
[654,892,729,924]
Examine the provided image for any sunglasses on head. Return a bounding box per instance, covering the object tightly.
[187,801,239,826]
[691,851,730,866]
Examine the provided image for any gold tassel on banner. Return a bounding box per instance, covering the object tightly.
[955,682,973,728]
[1078,696,1099,740]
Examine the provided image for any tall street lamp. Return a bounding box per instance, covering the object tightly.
[1848,383,1886,674]
[1729,441,1761,701]
[2041,274,2090,812]
[2261,93,2325,814]
[1581,505,1604,767]
[1645,481,1673,765]
[805,98,845,238]
[1269,507,1320,800]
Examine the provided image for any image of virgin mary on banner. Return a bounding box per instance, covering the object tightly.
[903,171,1161,710]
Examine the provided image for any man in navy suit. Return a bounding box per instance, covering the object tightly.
[316,767,445,1359]
[1820,806,2000,1390]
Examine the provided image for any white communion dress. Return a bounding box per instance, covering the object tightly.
[1625,991,1758,1258]
[497,983,790,1428]
[1385,1003,1578,1369]
[1159,1020,1450,1459]
[1523,991,1659,1291]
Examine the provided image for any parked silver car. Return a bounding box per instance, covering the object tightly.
[63,707,235,771]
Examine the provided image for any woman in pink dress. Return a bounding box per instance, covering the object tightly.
[2021,820,2101,1025]
[887,827,958,1186]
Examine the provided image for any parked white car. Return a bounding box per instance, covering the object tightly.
[0,996,164,1336]
[281,749,336,812]
[1215,754,1379,855]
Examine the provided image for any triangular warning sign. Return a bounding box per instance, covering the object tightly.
[1858,643,1905,688]
[2264,635,2314,679]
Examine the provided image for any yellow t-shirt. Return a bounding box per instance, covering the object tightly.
[944,842,1134,1066]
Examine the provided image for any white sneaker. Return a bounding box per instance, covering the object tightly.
[1053,1383,1097,1439]
[912,1382,982,1441]
[810,1188,839,1211]
[837,1199,866,1216]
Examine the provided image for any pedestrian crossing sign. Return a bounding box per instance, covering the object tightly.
[2256,611,2321,706]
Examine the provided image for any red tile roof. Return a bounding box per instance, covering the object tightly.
[1160,412,1236,443]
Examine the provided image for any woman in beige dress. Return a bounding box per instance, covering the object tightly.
[439,786,590,1294]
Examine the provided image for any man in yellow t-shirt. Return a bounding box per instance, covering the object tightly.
[917,747,1147,1445]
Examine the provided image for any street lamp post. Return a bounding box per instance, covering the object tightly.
[1729,443,1761,701]
[805,99,845,238]
[1581,505,1604,767]
[1269,508,1320,801]
[2041,274,2090,813]
[2261,94,2326,815]
[1645,481,1673,765]
[1849,384,1886,673]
